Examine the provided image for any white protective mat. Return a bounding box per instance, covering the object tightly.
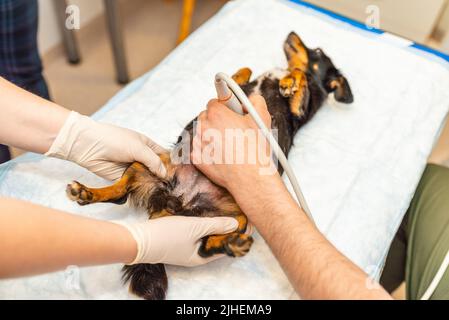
[1,0,449,299]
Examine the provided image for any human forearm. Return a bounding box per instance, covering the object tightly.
[229,175,392,300]
[0,77,69,153]
[0,197,136,278]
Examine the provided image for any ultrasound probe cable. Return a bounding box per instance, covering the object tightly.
[214,72,314,224]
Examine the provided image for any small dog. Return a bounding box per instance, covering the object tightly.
[66,32,353,300]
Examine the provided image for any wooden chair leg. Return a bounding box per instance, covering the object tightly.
[177,0,196,44]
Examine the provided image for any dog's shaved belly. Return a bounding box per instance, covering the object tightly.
[170,164,225,211]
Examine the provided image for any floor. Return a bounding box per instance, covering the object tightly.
[10,0,449,299]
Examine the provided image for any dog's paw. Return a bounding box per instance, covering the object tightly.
[223,234,254,258]
[198,233,254,258]
[279,75,298,97]
[66,181,94,205]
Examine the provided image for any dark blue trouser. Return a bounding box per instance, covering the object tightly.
[0,0,50,162]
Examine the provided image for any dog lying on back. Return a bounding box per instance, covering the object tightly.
[66,32,353,300]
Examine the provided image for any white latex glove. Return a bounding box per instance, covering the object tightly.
[115,216,239,266]
[46,111,167,180]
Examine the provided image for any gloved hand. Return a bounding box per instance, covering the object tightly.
[46,111,167,180]
[115,216,238,266]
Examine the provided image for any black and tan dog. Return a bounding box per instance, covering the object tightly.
[66,32,353,300]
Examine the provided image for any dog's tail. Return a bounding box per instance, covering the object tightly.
[122,263,168,300]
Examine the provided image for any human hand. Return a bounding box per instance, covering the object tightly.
[191,95,277,194]
[45,111,167,180]
[115,216,238,266]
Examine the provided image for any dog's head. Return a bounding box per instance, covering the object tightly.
[284,32,353,103]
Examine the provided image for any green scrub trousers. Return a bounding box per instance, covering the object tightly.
[380,164,449,299]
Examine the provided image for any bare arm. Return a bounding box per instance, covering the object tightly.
[230,174,391,300]
[0,77,69,154]
[193,96,392,299]
[0,197,136,278]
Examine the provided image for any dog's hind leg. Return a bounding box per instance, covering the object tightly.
[279,69,310,118]
[66,162,150,205]
[198,213,254,258]
[199,232,253,258]
[232,67,252,85]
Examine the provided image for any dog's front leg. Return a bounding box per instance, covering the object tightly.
[66,162,147,205]
[232,67,252,85]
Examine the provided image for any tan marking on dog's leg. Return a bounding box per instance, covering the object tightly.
[199,213,253,257]
[289,87,309,118]
[67,178,130,206]
[66,151,174,206]
[284,32,309,71]
[279,69,309,117]
[232,68,253,85]
[201,232,253,258]
[66,162,147,205]
[150,209,173,219]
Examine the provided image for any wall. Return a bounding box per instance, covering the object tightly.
[37,0,105,55]
[304,0,446,43]
[436,1,449,35]
[444,32,449,53]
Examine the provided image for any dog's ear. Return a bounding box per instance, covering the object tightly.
[326,75,353,103]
